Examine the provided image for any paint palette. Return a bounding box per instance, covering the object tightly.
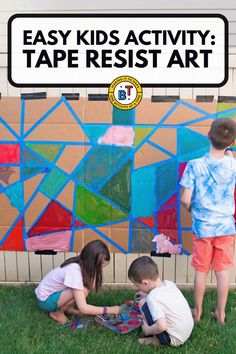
[95,314,142,334]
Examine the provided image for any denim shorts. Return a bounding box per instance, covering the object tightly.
[36,290,63,312]
[141,302,171,346]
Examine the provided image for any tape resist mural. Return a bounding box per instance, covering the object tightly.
[0,96,235,254]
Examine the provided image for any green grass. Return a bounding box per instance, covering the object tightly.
[0,287,236,354]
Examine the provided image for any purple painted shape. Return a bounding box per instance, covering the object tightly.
[98,126,134,146]
[0,167,16,185]
[25,230,71,251]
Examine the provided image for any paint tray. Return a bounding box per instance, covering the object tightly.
[95,314,142,334]
[62,317,89,331]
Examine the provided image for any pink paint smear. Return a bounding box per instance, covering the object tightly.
[26,230,71,251]
[98,126,134,146]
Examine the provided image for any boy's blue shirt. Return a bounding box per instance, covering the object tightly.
[180,153,236,238]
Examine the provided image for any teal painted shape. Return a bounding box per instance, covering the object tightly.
[217,109,236,119]
[178,127,210,162]
[74,145,132,190]
[156,159,177,206]
[132,221,155,252]
[23,166,44,178]
[113,106,135,125]
[83,125,111,143]
[5,182,24,211]
[131,165,156,218]
[23,147,47,166]
[40,167,68,199]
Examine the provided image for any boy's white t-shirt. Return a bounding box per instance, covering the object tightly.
[147,280,194,347]
[35,263,84,301]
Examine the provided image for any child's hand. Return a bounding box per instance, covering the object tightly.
[135,291,147,301]
[108,306,122,315]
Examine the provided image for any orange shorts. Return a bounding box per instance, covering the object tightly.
[192,234,235,273]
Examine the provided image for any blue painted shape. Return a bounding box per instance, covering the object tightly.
[156,159,177,206]
[74,145,131,190]
[113,107,135,125]
[178,127,210,162]
[5,182,24,211]
[83,125,111,143]
[131,165,156,218]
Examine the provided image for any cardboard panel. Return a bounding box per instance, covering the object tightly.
[0,97,233,257]
[25,123,89,142]
[83,100,112,123]
[56,145,91,174]
[136,99,173,124]
[25,192,49,228]
[0,194,19,229]
[181,231,193,254]
[149,128,177,154]
[134,142,170,169]
[72,230,84,252]
[0,97,21,123]
[180,205,192,228]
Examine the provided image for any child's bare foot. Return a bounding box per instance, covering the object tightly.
[191,308,202,323]
[211,310,225,325]
[65,306,81,316]
[138,336,160,346]
[49,310,70,325]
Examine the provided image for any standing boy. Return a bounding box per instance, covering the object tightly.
[180,117,236,324]
[128,256,194,347]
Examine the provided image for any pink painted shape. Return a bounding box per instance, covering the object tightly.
[98,126,134,146]
[25,230,71,251]
[179,162,187,180]
[0,144,20,163]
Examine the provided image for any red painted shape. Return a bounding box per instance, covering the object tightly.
[0,218,24,251]
[0,144,20,163]
[179,162,187,180]
[157,207,178,243]
[138,215,155,228]
[75,218,85,227]
[160,194,177,210]
[28,200,73,237]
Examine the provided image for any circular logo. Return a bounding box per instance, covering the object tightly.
[108,76,143,110]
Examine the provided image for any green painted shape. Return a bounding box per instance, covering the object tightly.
[134,126,154,147]
[75,185,128,225]
[217,103,236,112]
[40,167,68,199]
[25,143,62,162]
[100,160,131,212]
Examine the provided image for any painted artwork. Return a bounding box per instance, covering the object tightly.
[0,96,235,254]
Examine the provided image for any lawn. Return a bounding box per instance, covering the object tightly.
[0,286,236,354]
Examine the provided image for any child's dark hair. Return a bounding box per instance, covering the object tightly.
[128,256,159,283]
[61,240,110,291]
[209,118,236,150]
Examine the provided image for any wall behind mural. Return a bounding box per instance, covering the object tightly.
[0,96,236,254]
